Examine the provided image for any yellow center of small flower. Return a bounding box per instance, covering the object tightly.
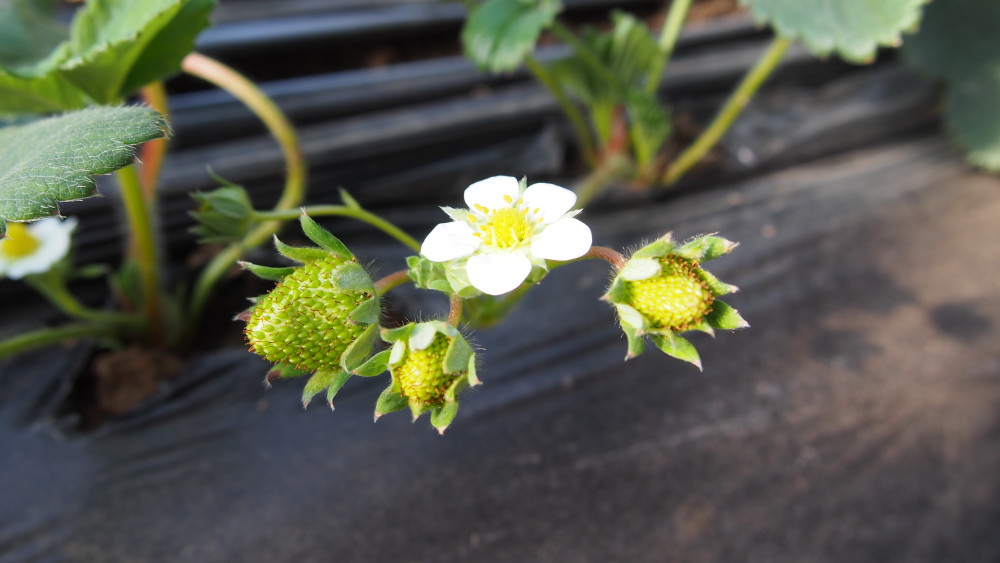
[476,206,535,249]
[0,223,41,259]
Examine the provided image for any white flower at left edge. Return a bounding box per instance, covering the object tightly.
[421,176,592,295]
[0,217,77,279]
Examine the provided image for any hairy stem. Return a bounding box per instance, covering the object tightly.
[583,245,626,270]
[662,36,791,185]
[256,205,421,253]
[448,294,464,326]
[374,270,413,296]
[115,164,164,343]
[645,0,693,95]
[0,323,116,360]
[183,53,307,323]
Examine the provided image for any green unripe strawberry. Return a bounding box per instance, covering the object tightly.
[604,233,748,369]
[625,255,714,332]
[246,254,370,372]
[374,321,480,433]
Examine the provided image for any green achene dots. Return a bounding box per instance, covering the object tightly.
[626,256,714,331]
[394,333,464,406]
[246,254,370,372]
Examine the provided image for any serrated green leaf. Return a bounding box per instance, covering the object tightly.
[119,0,216,94]
[273,237,328,263]
[0,106,165,225]
[462,0,562,73]
[374,385,407,418]
[0,0,67,73]
[431,402,459,434]
[353,349,390,377]
[238,262,295,282]
[741,0,925,63]
[706,300,749,330]
[340,323,379,372]
[651,333,702,370]
[299,213,353,259]
[626,89,670,167]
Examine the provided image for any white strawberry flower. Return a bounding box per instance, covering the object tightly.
[421,176,592,295]
[0,217,77,279]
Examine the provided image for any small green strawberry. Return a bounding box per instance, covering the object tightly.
[240,213,381,409]
[604,233,748,369]
[366,320,479,434]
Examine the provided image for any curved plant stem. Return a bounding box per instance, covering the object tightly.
[524,56,598,167]
[139,81,170,201]
[645,0,693,95]
[256,205,421,253]
[582,245,626,270]
[183,52,307,324]
[662,36,791,185]
[374,270,413,296]
[574,153,632,208]
[25,273,143,330]
[448,294,463,326]
[0,323,116,360]
[115,164,164,343]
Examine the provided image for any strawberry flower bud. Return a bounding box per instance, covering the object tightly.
[190,179,256,244]
[604,233,748,369]
[372,320,479,434]
[240,214,381,409]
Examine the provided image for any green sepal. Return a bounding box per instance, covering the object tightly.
[266,362,310,383]
[340,323,379,372]
[408,322,439,351]
[615,303,648,333]
[431,402,460,435]
[631,234,674,258]
[651,333,702,371]
[443,333,474,375]
[622,324,646,359]
[441,206,469,223]
[444,368,471,403]
[603,276,629,303]
[299,213,353,259]
[239,261,294,282]
[429,280,453,293]
[334,262,375,293]
[688,319,715,337]
[618,257,660,281]
[353,349,390,377]
[381,323,415,344]
[677,234,738,262]
[706,300,749,330]
[273,236,328,263]
[467,355,481,386]
[302,369,340,407]
[339,188,361,210]
[324,370,353,409]
[389,339,406,365]
[374,386,408,419]
[348,296,381,325]
[699,269,739,296]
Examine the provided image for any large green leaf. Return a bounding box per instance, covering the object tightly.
[740,0,926,63]
[0,0,67,73]
[0,105,167,227]
[904,0,1000,171]
[462,0,561,73]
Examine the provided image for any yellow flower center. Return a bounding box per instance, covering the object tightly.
[477,207,535,249]
[0,223,41,259]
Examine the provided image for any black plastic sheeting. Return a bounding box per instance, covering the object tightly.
[2,135,999,562]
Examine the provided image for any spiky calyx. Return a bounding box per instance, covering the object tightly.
[372,321,480,434]
[604,233,748,369]
[241,214,382,410]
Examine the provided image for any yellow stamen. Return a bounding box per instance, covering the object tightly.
[0,223,41,259]
[480,207,533,249]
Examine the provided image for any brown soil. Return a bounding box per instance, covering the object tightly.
[92,347,182,416]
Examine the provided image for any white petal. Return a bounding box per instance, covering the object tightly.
[464,176,520,212]
[3,218,76,279]
[522,182,576,223]
[421,222,480,262]
[466,252,532,295]
[530,217,592,261]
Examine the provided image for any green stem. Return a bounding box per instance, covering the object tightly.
[524,56,598,167]
[581,245,626,270]
[662,36,791,185]
[139,81,170,201]
[0,323,116,360]
[573,153,632,208]
[645,0,693,95]
[183,53,308,324]
[448,294,464,326]
[25,272,143,329]
[115,164,164,343]
[255,205,421,253]
[374,270,413,296]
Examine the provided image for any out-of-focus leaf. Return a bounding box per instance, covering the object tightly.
[0,0,66,73]
[740,0,925,63]
[462,0,561,73]
[0,105,167,226]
